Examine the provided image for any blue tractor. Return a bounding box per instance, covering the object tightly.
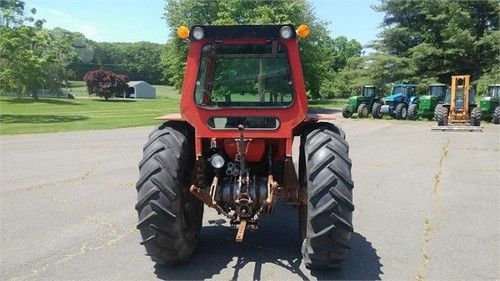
[372,84,419,120]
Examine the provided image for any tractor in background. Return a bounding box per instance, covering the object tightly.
[342,85,383,118]
[479,84,500,124]
[418,83,449,120]
[434,75,482,131]
[372,84,419,120]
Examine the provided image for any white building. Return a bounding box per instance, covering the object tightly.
[126,81,156,99]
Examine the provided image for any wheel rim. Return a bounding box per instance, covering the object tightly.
[363,107,368,116]
[402,107,407,118]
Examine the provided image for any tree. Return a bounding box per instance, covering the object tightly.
[326,56,370,98]
[0,1,74,99]
[373,0,499,83]
[162,0,360,99]
[475,65,500,96]
[83,69,129,100]
[330,36,363,72]
[0,0,44,28]
[318,36,363,98]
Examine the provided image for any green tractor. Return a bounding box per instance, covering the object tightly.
[342,85,382,118]
[479,84,500,124]
[418,83,449,120]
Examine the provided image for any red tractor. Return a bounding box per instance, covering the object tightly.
[135,24,354,269]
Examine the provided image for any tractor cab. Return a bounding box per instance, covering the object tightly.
[444,84,475,110]
[362,85,376,97]
[479,84,500,124]
[486,84,500,99]
[428,83,448,99]
[391,84,416,100]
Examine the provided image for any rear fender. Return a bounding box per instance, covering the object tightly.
[305,113,335,122]
[155,114,192,131]
[293,114,336,138]
[156,113,185,121]
[348,96,359,111]
[409,96,419,105]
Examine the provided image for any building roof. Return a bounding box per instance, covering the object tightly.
[127,81,149,87]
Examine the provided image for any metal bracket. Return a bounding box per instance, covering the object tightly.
[190,185,232,219]
[236,219,247,242]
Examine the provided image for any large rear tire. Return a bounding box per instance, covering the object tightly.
[433,104,442,121]
[342,106,352,118]
[492,106,500,124]
[299,124,354,269]
[436,106,448,126]
[470,107,481,126]
[357,103,369,118]
[372,102,383,119]
[407,103,419,120]
[395,103,407,120]
[136,122,203,265]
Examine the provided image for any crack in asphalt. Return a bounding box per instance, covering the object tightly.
[1,158,125,196]
[417,137,450,281]
[3,217,138,281]
[433,138,450,197]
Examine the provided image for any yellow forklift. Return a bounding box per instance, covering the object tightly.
[432,75,483,131]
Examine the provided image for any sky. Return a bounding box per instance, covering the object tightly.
[27,0,384,47]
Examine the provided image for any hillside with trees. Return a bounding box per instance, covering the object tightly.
[334,0,499,96]
[0,0,164,98]
[1,0,498,99]
[69,40,164,84]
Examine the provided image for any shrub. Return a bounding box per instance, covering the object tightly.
[83,69,129,100]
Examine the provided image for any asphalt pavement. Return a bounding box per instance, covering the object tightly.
[1,119,499,280]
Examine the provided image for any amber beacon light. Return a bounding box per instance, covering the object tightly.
[177,26,189,39]
[296,24,310,38]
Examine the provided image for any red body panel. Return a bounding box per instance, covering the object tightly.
[223,139,266,162]
[179,38,309,157]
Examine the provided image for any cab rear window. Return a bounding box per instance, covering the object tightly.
[195,43,293,108]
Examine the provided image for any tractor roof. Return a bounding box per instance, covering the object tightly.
[489,84,500,87]
[429,83,447,87]
[364,85,375,88]
[394,84,416,87]
[188,24,297,40]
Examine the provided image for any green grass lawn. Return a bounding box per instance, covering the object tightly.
[309,98,346,109]
[0,96,179,135]
[1,82,345,135]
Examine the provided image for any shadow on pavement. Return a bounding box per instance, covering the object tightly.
[154,203,382,280]
[311,233,383,280]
